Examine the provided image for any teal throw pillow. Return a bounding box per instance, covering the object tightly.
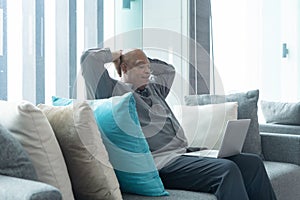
[52,92,169,197]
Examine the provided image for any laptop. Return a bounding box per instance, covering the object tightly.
[184,119,251,158]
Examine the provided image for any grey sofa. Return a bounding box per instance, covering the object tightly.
[0,91,300,200]
[124,90,300,200]
[260,123,300,200]
[2,123,299,200]
[123,123,300,200]
[0,123,62,200]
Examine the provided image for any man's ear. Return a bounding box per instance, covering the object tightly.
[121,63,127,74]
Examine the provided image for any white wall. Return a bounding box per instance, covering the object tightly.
[261,0,300,101]
[212,0,300,102]
[278,0,300,101]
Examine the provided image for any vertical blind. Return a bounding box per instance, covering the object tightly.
[0,0,7,100]
[0,0,104,104]
[189,0,211,95]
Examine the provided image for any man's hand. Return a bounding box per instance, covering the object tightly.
[112,50,122,77]
[112,50,122,62]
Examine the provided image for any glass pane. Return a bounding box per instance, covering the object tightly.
[114,0,143,49]
[45,0,56,104]
[4,1,196,105]
[102,0,190,105]
[7,0,23,101]
[0,7,3,56]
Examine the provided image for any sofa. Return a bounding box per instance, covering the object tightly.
[1,123,300,200]
[1,91,300,200]
[0,174,62,200]
[122,123,300,200]
[260,123,300,200]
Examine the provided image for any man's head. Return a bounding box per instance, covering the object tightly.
[117,49,151,90]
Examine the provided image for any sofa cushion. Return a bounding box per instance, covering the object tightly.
[261,100,300,125]
[52,92,169,197]
[260,123,300,135]
[0,124,37,181]
[184,90,262,157]
[260,131,300,166]
[38,102,122,200]
[0,100,74,200]
[122,189,217,200]
[0,174,62,200]
[264,161,300,200]
[173,102,238,149]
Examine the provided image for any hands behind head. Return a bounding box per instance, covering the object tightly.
[112,50,122,77]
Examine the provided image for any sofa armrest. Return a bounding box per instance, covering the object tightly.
[261,132,300,165]
[0,175,62,200]
[260,123,300,135]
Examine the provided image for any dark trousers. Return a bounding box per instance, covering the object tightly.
[159,153,277,200]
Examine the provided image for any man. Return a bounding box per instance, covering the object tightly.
[81,47,277,200]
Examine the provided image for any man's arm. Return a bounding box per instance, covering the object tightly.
[80,48,121,99]
[149,58,176,99]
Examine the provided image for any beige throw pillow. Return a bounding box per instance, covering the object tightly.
[38,102,122,200]
[173,102,238,149]
[0,100,74,200]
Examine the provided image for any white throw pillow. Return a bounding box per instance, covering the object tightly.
[173,102,238,149]
[0,100,74,200]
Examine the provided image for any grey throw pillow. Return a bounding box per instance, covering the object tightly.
[0,124,38,180]
[38,103,122,200]
[261,100,300,125]
[184,90,263,157]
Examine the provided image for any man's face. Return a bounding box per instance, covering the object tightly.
[123,50,151,89]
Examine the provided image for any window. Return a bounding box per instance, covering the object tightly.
[1,0,210,106]
[2,0,104,104]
